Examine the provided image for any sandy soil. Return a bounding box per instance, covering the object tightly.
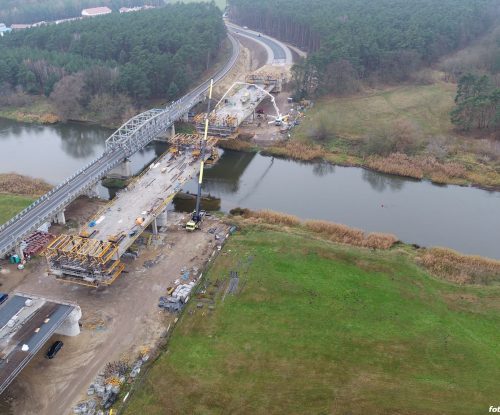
[1,212,228,415]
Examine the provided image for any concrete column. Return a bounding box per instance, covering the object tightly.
[156,210,168,227]
[85,184,100,198]
[109,159,132,178]
[55,306,82,336]
[15,245,25,261]
[182,112,189,122]
[55,210,66,225]
[152,217,158,235]
[170,123,175,138]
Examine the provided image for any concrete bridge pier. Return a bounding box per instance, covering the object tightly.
[108,159,132,178]
[55,306,82,336]
[151,209,168,235]
[54,210,66,225]
[85,184,100,198]
[157,210,168,227]
[15,245,25,261]
[155,123,176,143]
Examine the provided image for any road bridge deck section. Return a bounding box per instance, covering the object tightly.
[45,148,208,285]
[0,294,78,395]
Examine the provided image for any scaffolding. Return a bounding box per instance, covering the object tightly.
[45,234,125,287]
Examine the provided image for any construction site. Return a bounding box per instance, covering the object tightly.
[0,23,302,415]
[45,133,219,287]
[194,65,290,137]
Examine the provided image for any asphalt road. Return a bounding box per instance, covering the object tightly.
[0,34,240,258]
[226,22,292,64]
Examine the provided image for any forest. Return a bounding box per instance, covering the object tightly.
[0,0,163,25]
[0,3,226,123]
[229,0,499,97]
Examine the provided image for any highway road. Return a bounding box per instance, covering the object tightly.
[0,34,240,259]
[226,22,293,64]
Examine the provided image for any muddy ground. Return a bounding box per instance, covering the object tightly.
[0,201,228,415]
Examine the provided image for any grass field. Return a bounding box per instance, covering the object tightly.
[270,79,500,188]
[295,82,456,140]
[124,227,500,415]
[0,194,34,225]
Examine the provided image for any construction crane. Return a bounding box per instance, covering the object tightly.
[186,79,214,232]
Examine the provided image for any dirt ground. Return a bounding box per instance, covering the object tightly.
[0,209,228,415]
[238,90,296,144]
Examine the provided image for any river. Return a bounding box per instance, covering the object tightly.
[1,117,499,259]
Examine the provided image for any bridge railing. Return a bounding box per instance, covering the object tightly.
[0,154,108,234]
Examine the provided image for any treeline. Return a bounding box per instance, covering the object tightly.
[0,3,226,123]
[229,0,499,97]
[0,0,163,25]
[451,74,500,130]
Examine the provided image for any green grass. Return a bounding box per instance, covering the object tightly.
[124,227,500,415]
[295,82,456,140]
[0,194,34,225]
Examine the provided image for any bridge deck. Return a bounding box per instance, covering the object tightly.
[85,149,200,256]
[0,295,74,394]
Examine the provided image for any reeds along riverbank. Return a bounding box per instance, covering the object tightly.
[230,208,500,285]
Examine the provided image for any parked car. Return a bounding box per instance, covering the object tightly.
[0,293,8,305]
[46,341,63,359]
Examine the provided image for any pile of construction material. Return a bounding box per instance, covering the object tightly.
[75,361,128,414]
[22,231,55,257]
[158,281,196,312]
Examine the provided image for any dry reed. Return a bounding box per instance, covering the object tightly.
[264,141,326,161]
[420,247,500,285]
[248,210,301,227]
[366,153,467,182]
[0,173,52,196]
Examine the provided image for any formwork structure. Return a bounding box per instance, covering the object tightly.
[45,235,124,286]
[45,142,213,287]
[194,83,273,137]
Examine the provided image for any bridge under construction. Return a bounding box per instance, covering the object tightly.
[194,65,290,137]
[45,135,216,286]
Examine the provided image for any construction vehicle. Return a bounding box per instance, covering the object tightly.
[186,79,214,232]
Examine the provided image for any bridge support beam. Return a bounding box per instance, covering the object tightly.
[55,306,82,336]
[108,159,132,178]
[152,218,158,235]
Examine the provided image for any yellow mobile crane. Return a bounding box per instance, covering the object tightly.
[186,79,214,231]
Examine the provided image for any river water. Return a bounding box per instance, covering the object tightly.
[1,117,499,258]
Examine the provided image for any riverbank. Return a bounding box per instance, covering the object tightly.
[253,79,500,190]
[0,173,52,224]
[123,215,500,415]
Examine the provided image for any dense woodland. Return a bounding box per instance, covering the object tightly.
[0,0,164,25]
[0,3,226,123]
[229,0,500,97]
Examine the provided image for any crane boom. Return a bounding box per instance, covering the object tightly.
[186,79,213,231]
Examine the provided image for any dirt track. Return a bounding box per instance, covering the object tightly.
[1,211,227,415]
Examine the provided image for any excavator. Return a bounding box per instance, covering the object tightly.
[186,79,214,232]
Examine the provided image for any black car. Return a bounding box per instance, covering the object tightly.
[0,293,8,305]
[46,341,63,359]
